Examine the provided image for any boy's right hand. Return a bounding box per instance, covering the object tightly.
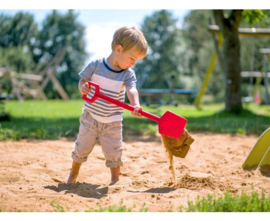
[80,82,91,94]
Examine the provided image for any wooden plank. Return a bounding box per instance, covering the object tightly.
[10,73,43,81]
[49,70,69,100]
[9,77,24,101]
[31,81,48,100]
[138,89,197,96]
[40,73,51,90]
[37,48,66,77]
[241,71,270,78]
[209,25,270,37]
[259,48,270,54]
[0,67,7,77]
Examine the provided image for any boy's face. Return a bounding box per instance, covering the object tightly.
[115,45,145,70]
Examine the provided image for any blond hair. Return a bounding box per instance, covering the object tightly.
[111,26,148,56]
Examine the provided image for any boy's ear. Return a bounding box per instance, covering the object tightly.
[115,45,123,54]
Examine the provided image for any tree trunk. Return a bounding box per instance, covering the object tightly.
[213,10,243,113]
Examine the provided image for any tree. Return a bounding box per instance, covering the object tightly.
[0,12,38,72]
[0,12,38,48]
[182,10,213,76]
[134,10,184,89]
[213,10,268,112]
[32,10,88,98]
[213,10,243,112]
[240,11,270,103]
[0,10,89,99]
[0,46,34,72]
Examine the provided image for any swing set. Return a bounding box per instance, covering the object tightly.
[194,25,270,107]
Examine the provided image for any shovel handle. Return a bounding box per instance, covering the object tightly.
[82,81,100,103]
[82,81,160,122]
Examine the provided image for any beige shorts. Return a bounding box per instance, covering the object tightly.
[72,110,123,168]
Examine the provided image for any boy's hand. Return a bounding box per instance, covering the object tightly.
[131,105,142,118]
[80,82,91,95]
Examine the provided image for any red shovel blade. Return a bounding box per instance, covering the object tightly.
[158,111,187,139]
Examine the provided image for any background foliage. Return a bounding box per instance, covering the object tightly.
[0,9,270,104]
[0,10,87,99]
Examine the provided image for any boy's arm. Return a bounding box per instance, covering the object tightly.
[126,86,142,118]
[78,78,91,95]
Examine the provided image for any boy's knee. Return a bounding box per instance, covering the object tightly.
[71,151,88,163]
[106,159,123,168]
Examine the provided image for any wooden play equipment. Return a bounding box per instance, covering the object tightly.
[242,127,270,170]
[195,25,270,108]
[0,48,69,101]
[241,69,270,105]
[260,48,270,104]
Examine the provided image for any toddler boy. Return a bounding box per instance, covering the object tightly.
[64,26,148,185]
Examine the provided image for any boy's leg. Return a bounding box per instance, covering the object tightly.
[99,121,123,185]
[63,160,82,184]
[64,110,98,184]
[109,166,120,185]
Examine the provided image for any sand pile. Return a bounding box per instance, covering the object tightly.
[176,172,237,193]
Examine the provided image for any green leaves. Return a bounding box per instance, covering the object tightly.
[242,10,268,25]
[0,12,38,48]
[135,10,184,89]
[0,10,88,99]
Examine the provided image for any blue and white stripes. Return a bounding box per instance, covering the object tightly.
[79,58,136,123]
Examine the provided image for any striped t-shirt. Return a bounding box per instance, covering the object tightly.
[79,58,137,123]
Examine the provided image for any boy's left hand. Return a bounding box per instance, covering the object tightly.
[131,105,142,118]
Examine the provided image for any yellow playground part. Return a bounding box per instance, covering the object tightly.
[242,127,270,169]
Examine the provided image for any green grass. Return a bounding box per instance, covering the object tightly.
[50,198,148,212]
[180,189,270,212]
[47,190,270,212]
[1,100,83,140]
[2,190,269,212]
[0,100,269,140]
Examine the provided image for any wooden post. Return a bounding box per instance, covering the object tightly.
[260,48,270,105]
[39,48,69,100]
[49,69,69,100]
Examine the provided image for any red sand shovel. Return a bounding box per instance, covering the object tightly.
[82,81,187,139]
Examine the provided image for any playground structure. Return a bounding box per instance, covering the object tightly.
[138,75,197,106]
[0,48,69,102]
[194,25,270,108]
[242,127,270,170]
[260,48,270,104]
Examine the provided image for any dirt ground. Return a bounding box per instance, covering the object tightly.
[0,133,269,212]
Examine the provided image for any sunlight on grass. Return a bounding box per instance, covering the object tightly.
[0,100,269,140]
[5,100,84,118]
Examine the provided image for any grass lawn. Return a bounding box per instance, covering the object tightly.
[0,100,269,140]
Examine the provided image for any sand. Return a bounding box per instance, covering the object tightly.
[0,133,269,212]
